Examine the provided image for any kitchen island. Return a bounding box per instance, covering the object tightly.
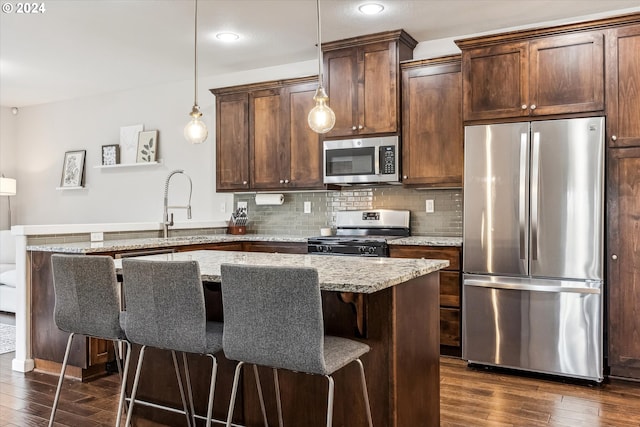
[111,250,447,427]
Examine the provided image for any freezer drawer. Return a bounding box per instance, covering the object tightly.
[462,275,603,381]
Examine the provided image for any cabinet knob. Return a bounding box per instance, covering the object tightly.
[284,179,289,184]
[352,126,357,130]
[530,104,537,110]
[611,135,617,141]
[279,179,284,184]
[403,175,408,179]
[242,180,248,185]
[612,254,618,260]
[358,125,364,130]
[521,104,528,110]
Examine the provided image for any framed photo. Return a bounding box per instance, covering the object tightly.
[136,130,158,163]
[60,150,86,187]
[101,144,120,165]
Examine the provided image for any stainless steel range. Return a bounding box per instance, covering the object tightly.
[307,209,410,257]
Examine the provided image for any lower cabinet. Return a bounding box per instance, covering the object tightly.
[607,147,640,379]
[389,245,462,355]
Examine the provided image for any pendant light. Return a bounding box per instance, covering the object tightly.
[308,0,335,134]
[184,0,208,144]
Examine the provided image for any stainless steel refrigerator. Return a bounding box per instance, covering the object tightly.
[462,117,605,382]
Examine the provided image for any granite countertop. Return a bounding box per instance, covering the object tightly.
[113,250,449,294]
[27,233,462,253]
[390,236,463,246]
[26,234,308,253]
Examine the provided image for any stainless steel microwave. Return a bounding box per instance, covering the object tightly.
[323,136,400,185]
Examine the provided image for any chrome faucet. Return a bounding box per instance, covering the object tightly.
[163,170,192,238]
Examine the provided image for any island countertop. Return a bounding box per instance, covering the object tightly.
[113,249,449,294]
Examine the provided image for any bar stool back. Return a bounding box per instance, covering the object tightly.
[49,254,130,427]
[220,264,373,427]
[121,259,223,427]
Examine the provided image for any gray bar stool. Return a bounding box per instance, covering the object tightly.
[220,264,373,427]
[121,259,223,427]
[49,254,131,427]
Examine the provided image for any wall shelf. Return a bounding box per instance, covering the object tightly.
[94,160,163,169]
[56,186,85,190]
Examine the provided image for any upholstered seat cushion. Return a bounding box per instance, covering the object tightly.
[322,336,370,376]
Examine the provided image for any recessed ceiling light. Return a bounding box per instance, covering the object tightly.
[216,32,240,42]
[358,3,384,15]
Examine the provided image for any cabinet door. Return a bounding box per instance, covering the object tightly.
[607,147,640,379]
[402,61,462,187]
[462,42,529,121]
[324,47,358,137]
[286,82,323,188]
[360,41,398,135]
[606,24,640,148]
[529,32,604,116]
[251,89,288,189]
[216,92,250,191]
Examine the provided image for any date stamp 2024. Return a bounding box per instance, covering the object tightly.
[2,2,46,14]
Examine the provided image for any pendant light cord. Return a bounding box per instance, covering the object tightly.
[316,0,323,86]
[193,0,199,107]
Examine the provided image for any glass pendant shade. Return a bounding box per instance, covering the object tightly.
[184,106,208,144]
[308,86,335,134]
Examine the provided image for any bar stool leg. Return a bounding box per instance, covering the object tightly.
[48,333,74,427]
[226,361,245,427]
[171,350,193,427]
[325,375,335,427]
[273,368,284,427]
[356,359,373,427]
[205,354,218,427]
[182,352,197,427]
[125,345,147,427]
[115,341,132,426]
[253,365,269,427]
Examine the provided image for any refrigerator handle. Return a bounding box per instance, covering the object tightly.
[519,133,528,260]
[531,131,541,261]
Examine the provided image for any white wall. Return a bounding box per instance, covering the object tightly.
[5,60,316,226]
[0,107,18,230]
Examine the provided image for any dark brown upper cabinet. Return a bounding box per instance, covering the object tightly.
[458,30,604,121]
[211,77,325,192]
[401,56,463,188]
[322,30,417,138]
[606,23,640,148]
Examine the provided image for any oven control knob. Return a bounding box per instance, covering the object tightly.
[367,247,377,254]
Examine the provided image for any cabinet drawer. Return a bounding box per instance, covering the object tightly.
[440,271,461,308]
[440,308,461,347]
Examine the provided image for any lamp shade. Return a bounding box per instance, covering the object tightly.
[0,177,16,196]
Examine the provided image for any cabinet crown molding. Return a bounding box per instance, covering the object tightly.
[322,29,418,51]
[210,75,318,96]
[455,11,640,49]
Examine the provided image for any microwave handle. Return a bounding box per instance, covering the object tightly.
[374,147,380,175]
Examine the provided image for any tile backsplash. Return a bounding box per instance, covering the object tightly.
[234,186,462,237]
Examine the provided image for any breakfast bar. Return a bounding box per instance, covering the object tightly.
[112,250,447,427]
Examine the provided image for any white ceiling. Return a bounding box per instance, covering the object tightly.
[2,0,639,108]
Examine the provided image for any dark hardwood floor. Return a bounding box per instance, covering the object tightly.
[1,351,639,426]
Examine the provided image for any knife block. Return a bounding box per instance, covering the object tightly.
[227,225,246,235]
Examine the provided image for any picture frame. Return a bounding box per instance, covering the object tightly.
[101,144,120,165]
[136,130,158,163]
[60,150,86,187]
[120,124,144,164]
